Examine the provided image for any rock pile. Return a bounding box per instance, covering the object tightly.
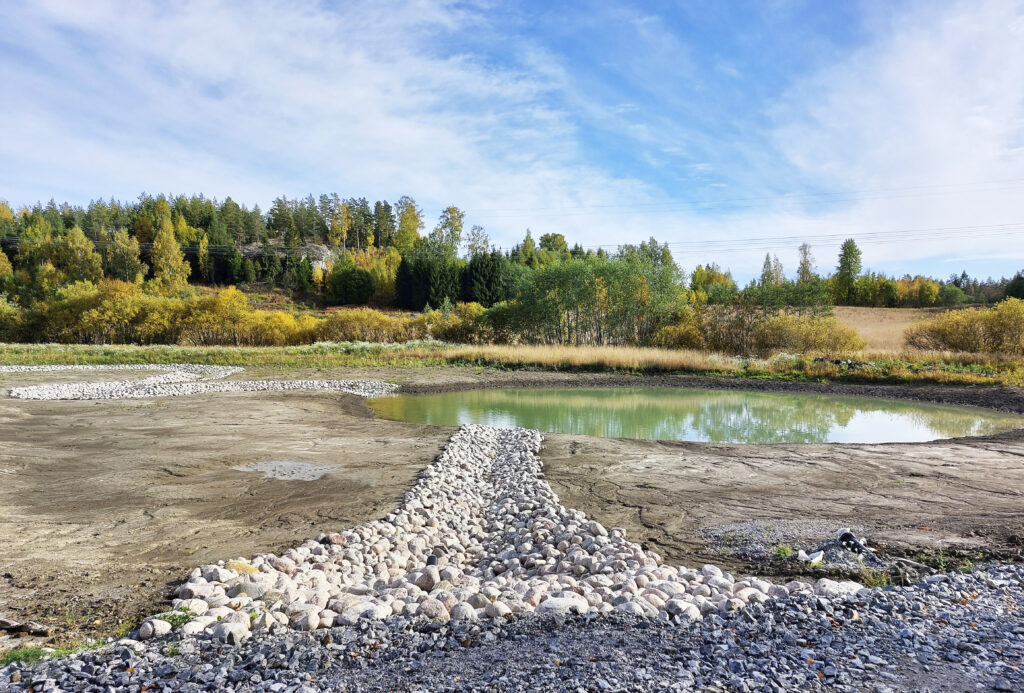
[148,424,858,643]
[0,364,397,400]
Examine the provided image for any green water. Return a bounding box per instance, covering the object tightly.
[367,387,1023,444]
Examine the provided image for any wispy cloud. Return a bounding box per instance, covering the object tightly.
[1,0,1023,281]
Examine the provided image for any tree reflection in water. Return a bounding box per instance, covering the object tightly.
[368,388,1023,444]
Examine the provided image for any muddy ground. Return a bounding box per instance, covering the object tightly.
[1,366,1022,648]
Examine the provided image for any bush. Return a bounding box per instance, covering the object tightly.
[326,265,374,305]
[424,302,487,343]
[0,294,22,342]
[905,298,1024,355]
[653,307,864,356]
[318,308,425,343]
[752,313,865,355]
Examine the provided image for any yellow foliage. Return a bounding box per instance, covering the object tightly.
[906,298,1024,355]
[0,294,21,341]
[0,247,12,277]
[424,303,487,343]
[348,247,401,304]
[318,307,426,343]
[752,313,865,355]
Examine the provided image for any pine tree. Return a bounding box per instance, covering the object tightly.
[835,239,862,304]
[243,258,257,284]
[228,247,243,283]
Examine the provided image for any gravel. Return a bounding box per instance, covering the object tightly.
[3,365,1021,691]
[0,364,397,400]
[4,564,1021,691]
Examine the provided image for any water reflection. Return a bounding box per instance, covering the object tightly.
[367,387,1023,444]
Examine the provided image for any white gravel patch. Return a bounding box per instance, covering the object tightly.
[0,364,397,400]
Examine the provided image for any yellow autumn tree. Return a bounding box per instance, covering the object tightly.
[150,218,190,294]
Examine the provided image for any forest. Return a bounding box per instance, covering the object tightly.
[1,193,1023,354]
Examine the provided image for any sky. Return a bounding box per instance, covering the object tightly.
[1,0,1023,282]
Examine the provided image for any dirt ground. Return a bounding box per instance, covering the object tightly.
[1,366,1023,648]
[833,306,943,350]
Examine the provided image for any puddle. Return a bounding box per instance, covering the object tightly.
[368,386,1024,444]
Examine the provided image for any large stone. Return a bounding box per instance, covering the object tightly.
[291,610,320,631]
[212,621,250,644]
[536,594,588,615]
[484,601,512,618]
[138,619,171,640]
[415,566,441,592]
[415,598,450,622]
[449,602,477,621]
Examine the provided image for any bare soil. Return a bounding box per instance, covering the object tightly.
[1,366,1022,649]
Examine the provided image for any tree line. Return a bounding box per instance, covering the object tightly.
[2,192,1023,353]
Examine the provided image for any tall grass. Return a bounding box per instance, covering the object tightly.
[425,344,744,373]
[3,342,1022,385]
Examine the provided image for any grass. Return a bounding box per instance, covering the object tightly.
[0,640,103,667]
[0,647,49,666]
[774,544,795,559]
[859,567,892,588]
[833,306,944,351]
[1,342,1023,386]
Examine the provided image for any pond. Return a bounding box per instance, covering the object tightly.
[366,387,1023,444]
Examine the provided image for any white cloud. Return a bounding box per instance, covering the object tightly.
[1,0,1023,281]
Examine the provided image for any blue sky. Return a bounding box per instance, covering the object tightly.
[1,0,1023,281]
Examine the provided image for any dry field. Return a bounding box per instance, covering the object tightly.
[833,306,945,351]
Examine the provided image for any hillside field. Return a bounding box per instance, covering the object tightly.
[833,306,944,351]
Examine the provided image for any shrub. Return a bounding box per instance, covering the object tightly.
[905,298,1024,355]
[652,312,702,350]
[752,313,865,355]
[653,307,863,356]
[0,293,22,342]
[425,302,487,343]
[326,264,374,305]
[318,307,424,343]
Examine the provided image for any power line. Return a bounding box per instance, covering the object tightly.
[3,220,1021,261]
[469,178,1024,218]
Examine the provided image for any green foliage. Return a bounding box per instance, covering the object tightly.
[0,293,22,341]
[162,609,195,629]
[938,283,967,307]
[0,647,48,666]
[461,251,518,307]
[426,206,464,259]
[105,230,147,283]
[690,263,737,304]
[834,239,862,304]
[1006,273,1024,299]
[326,262,374,305]
[859,568,891,588]
[492,251,685,346]
[654,305,864,356]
